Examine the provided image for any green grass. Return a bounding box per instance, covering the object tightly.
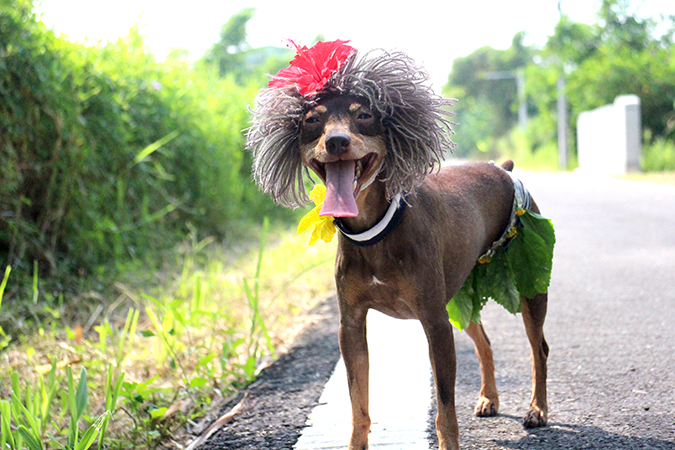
[490,126,579,172]
[494,126,675,178]
[0,223,337,449]
[0,363,119,450]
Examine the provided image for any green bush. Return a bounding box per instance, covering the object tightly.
[493,123,560,172]
[0,1,284,287]
[642,136,675,171]
[566,44,675,141]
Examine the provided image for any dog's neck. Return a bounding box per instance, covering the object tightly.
[338,180,391,234]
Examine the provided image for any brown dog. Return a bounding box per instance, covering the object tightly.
[247,43,549,450]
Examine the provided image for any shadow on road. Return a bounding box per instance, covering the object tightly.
[495,417,675,450]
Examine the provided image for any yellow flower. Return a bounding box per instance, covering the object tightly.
[297,185,336,245]
[516,207,527,216]
[477,255,492,264]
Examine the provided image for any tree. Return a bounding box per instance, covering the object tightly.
[446,0,675,165]
[545,15,600,67]
[444,32,534,156]
[553,0,675,141]
[205,8,255,76]
[598,0,655,51]
[203,8,292,84]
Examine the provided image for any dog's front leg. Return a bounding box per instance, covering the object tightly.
[420,306,460,450]
[339,301,371,450]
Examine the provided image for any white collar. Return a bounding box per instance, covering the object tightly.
[333,194,405,246]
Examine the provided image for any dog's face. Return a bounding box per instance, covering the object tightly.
[299,95,387,217]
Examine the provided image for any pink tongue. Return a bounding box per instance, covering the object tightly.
[320,160,359,217]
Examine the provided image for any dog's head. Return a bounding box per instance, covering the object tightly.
[246,40,455,214]
[298,94,386,217]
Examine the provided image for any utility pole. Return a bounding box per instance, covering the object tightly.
[557,0,568,170]
[557,76,568,170]
[516,68,527,130]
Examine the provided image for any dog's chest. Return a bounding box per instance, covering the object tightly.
[337,254,421,320]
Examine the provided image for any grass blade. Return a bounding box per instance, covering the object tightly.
[0,400,16,449]
[9,373,25,449]
[116,309,139,366]
[0,266,10,309]
[67,365,79,446]
[243,218,278,359]
[253,217,268,303]
[75,411,109,450]
[39,359,58,436]
[75,368,88,419]
[17,425,43,450]
[32,260,39,304]
[133,130,180,165]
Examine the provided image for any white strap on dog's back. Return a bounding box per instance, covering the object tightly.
[507,170,532,212]
[476,166,533,263]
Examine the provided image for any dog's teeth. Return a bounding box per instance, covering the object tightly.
[353,160,363,192]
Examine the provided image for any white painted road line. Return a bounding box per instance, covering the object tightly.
[295,310,433,449]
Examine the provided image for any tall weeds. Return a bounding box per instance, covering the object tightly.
[0,225,337,448]
[0,0,286,292]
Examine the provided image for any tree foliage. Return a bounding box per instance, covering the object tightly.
[204,8,292,82]
[444,0,675,166]
[0,1,287,288]
[204,8,255,76]
[445,33,534,156]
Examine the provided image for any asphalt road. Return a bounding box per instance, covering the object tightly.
[448,171,675,449]
[200,171,675,449]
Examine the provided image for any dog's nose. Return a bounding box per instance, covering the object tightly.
[325,134,351,155]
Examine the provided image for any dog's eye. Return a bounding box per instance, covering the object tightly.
[305,117,320,124]
[357,113,372,120]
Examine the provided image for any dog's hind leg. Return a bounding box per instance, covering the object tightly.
[465,322,499,417]
[338,302,371,450]
[521,293,549,428]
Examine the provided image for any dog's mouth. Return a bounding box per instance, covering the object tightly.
[311,153,379,217]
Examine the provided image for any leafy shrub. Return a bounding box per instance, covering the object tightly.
[566,44,675,141]
[493,122,561,172]
[642,136,675,171]
[0,1,285,288]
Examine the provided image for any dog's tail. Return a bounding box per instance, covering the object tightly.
[500,159,515,172]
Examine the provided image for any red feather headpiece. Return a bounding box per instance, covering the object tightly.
[269,39,355,97]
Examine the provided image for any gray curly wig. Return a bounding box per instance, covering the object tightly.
[246,48,456,208]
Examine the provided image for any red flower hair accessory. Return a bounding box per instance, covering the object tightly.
[269,39,355,97]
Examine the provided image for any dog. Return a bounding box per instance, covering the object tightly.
[246,40,550,450]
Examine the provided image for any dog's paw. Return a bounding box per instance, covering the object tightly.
[523,406,548,428]
[474,396,499,417]
[348,444,368,450]
[348,424,370,450]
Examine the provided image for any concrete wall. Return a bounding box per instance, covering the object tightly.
[577,95,642,175]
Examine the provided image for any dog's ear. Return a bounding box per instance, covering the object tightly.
[246,86,309,208]
[500,160,515,172]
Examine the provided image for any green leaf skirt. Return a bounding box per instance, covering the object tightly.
[446,209,556,331]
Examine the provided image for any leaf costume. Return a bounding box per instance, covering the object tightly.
[446,170,556,330]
